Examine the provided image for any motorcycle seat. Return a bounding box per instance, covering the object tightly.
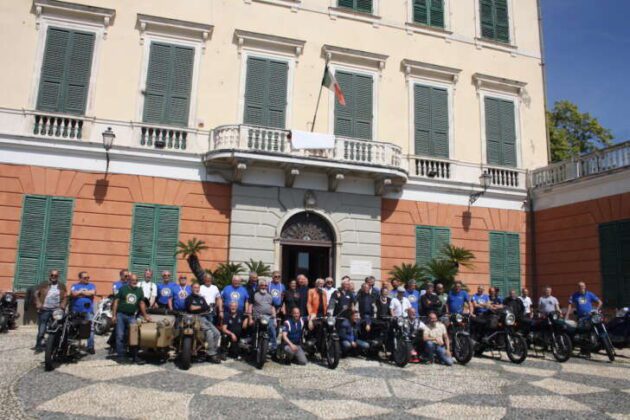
[564,320,577,329]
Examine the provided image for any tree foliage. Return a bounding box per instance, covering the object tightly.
[547,100,613,162]
[388,262,423,285]
[244,259,271,277]
[210,263,245,289]
[175,238,209,282]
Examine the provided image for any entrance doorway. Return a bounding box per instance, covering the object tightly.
[279,212,335,286]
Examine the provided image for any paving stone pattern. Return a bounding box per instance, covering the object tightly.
[2,326,630,419]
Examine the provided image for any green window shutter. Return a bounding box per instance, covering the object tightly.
[480,0,496,40]
[499,99,516,167]
[489,232,506,292]
[429,0,445,28]
[334,71,354,138]
[433,227,451,257]
[356,0,373,13]
[267,60,288,129]
[485,97,501,165]
[490,232,520,294]
[494,0,510,42]
[143,43,194,127]
[338,0,354,9]
[334,71,373,140]
[415,227,433,267]
[414,85,449,157]
[244,57,267,126]
[129,204,180,280]
[37,28,94,115]
[413,0,429,25]
[599,220,630,308]
[244,57,288,129]
[41,198,74,284]
[14,196,73,291]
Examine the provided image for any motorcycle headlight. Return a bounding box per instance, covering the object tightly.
[3,293,14,303]
[591,314,602,324]
[455,314,463,323]
[260,316,269,326]
[550,312,559,321]
[52,309,65,321]
[326,316,335,327]
[505,312,516,326]
[183,315,194,326]
[616,308,629,318]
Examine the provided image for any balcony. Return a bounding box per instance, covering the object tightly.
[204,124,407,190]
[530,141,630,189]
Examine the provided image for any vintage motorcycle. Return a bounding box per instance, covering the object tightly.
[129,308,177,363]
[302,315,341,369]
[520,311,572,362]
[441,313,473,364]
[175,312,210,370]
[0,292,19,332]
[367,316,412,367]
[607,307,629,350]
[565,310,615,362]
[469,309,528,364]
[92,296,113,335]
[238,315,272,369]
[44,307,91,371]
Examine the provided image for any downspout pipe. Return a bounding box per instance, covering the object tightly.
[537,0,552,164]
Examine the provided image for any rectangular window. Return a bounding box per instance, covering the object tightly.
[36,27,95,115]
[416,226,451,267]
[414,84,449,157]
[489,232,520,295]
[243,56,289,129]
[599,220,630,308]
[413,0,445,28]
[480,0,510,43]
[485,97,516,167]
[334,71,373,140]
[14,195,74,291]
[129,204,180,282]
[338,0,373,14]
[143,42,195,127]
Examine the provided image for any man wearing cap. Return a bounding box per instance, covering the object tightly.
[405,280,421,315]
[390,286,412,318]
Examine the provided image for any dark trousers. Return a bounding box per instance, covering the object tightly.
[36,309,53,348]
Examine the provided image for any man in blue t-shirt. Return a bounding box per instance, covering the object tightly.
[221,275,250,315]
[567,282,601,320]
[112,269,129,295]
[70,271,96,353]
[171,275,192,312]
[471,286,490,315]
[405,280,421,314]
[446,281,470,315]
[269,271,285,312]
[155,271,174,310]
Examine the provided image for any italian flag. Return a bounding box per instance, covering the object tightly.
[322,66,346,106]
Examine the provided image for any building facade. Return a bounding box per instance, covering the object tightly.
[0,0,551,298]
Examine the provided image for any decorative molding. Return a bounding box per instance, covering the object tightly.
[136,14,213,50]
[33,0,115,38]
[328,6,381,27]
[322,45,388,71]
[473,73,527,96]
[281,211,334,243]
[246,0,301,12]
[234,29,305,59]
[402,59,461,84]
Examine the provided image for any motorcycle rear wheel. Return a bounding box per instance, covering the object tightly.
[601,335,615,362]
[180,336,193,370]
[506,334,527,364]
[256,338,269,369]
[551,333,572,363]
[325,338,341,369]
[453,334,473,365]
[393,340,410,367]
[0,314,7,333]
[44,334,59,372]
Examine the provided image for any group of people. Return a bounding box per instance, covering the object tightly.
[31,267,603,366]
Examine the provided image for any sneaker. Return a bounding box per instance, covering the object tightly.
[87,348,95,355]
[207,355,221,364]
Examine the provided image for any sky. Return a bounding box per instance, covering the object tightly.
[541,0,630,141]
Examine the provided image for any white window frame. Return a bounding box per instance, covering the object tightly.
[326,64,379,141]
[473,0,517,49]
[29,17,105,117]
[406,0,452,32]
[330,0,380,15]
[238,50,296,129]
[478,90,522,168]
[407,77,454,159]
[135,34,203,129]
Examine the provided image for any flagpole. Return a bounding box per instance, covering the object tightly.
[310,62,328,133]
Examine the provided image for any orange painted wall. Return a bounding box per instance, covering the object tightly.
[534,192,630,305]
[381,199,530,291]
[0,163,231,295]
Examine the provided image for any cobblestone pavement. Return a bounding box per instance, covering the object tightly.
[3,326,630,419]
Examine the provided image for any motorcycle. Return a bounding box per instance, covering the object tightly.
[44,307,91,371]
[520,311,572,362]
[302,315,341,369]
[366,316,412,367]
[606,307,629,350]
[239,315,272,369]
[469,309,528,364]
[174,312,208,370]
[565,310,615,362]
[441,313,473,364]
[0,292,19,332]
[92,296,113,335]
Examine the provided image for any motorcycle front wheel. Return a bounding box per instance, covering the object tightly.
[93,315,112,335]
[255,338,269,369]
[180,336,193,370]
[0,314,7,333]
[506,334,528,364]
[325,338,341,369]
[44,334,60,372]
[551,333,572,363]
[600,333,616,362]
[393,339,410,367]
[453,333,473,365]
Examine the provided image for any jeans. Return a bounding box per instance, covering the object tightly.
[200,316,220,356]
[76,311,95,350]
[268,321,278,351]
[342,339,370,351]
[36,309,54,348]
[424,341,453,366]
[284,344,307,365]
[115,313,136,357]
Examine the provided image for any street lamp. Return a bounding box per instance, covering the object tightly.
[102,127,115,174]
[469,171,492,205]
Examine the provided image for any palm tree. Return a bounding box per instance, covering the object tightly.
[244,259,271,277]
[421,259,458,290]
[175,238,209,282]
[388,262,424,285]
[439,244,475,269]
[212,263,245,289]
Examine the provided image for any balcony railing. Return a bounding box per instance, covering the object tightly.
[209,125,405,170]
[530,141,630,189]
[32,112,86,140]
[139,125,190,150]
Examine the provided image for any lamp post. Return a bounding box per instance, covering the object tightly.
[102,127,115,174]
[469,171,492,205]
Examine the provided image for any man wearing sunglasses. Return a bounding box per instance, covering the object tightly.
[108,269,130,352]
[33,269,67,352]
[70,271,96,354]
[268,271,285,316]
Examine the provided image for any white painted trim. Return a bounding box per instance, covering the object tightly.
[473,0,517,49]
[478,90,523,169]
[406,76,455,160]
[135,34,203,129]
[326,64,379,140]
[29,17,105,117]
[237,50,296,129]
[329,0,380,24]
[406,0,452,31]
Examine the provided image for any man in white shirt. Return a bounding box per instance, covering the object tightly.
[519,288,533,318]
[323,277,336,303]
[200,273,223,323]
[390,287,411,318]
[139,269,158,308]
